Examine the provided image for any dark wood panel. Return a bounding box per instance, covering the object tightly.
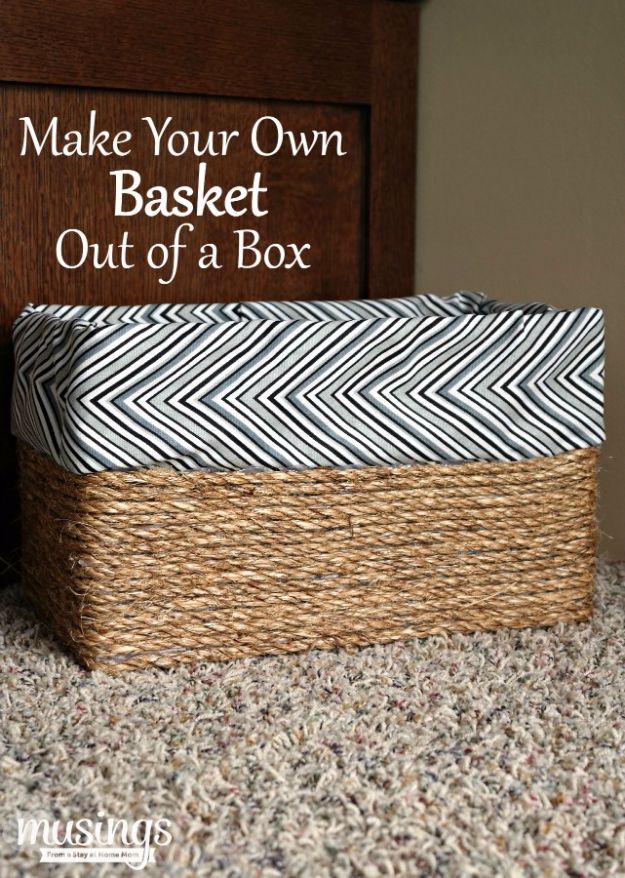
[369,1,418,296]
[0,0,371,104]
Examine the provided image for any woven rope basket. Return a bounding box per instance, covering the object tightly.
[19,444,598,672]
[12,294,604,672]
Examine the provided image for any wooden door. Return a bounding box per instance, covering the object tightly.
[0,0,420,576]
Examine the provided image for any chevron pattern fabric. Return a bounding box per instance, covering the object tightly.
[11,293,604,475]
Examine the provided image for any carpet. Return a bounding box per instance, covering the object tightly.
[1,563,625,877]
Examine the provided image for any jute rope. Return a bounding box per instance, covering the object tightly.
[18,442,598,673]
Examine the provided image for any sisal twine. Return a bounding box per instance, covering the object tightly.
[18,442,598,673]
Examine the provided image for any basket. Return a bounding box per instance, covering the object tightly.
[12,293,605,672]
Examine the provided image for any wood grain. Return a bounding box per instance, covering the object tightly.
[369,0,419,296]
[0,0,371,105]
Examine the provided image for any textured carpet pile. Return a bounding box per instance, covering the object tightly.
[1,564,625,877]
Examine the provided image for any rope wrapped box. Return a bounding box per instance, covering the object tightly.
[12,293,604,672]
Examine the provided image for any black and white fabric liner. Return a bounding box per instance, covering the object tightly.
[12,292,604,475]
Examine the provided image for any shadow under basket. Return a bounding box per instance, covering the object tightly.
[19,442,598,673]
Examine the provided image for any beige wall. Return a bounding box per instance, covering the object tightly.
[416,0,625,558]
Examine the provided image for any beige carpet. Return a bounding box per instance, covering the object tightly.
[1,563,625,877]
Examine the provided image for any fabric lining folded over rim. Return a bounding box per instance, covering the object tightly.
[11,292,604,474]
